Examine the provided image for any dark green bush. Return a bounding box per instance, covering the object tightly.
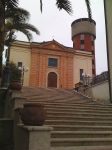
[9,62,21,82]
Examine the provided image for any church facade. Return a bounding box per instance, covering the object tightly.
[10,18,96,89]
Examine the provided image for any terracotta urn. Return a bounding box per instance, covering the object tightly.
[20,103,46,126]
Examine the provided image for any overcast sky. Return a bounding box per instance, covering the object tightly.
[17,0,107,75]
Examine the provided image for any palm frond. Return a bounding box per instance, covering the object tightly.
[5,22,40,42]
[17,23,40,35]
[6,7,30,19]
[85,0,92,19]
[56,0,73,14]
[5,0,18,9]
[6,22,40,35]
[18,29,33,41]
[4,1,39,45]
[5,7,30,22]
[0,0,19,17]
[40,0,42,12]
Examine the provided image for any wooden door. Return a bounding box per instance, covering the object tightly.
[48,72,57,88]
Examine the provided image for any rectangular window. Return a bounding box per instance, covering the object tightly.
[80,40,84,44]
[48,58,58,67]
[80,34,84,40]
[92,59,95,65]
[91,40,94,46]
[18,62,22,68]
[92,69,95,75]
[80,69,84,81]
[92,50,94,54]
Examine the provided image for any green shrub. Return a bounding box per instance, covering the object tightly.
[9,62,21,82]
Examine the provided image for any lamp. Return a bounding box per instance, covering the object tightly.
[18,66,29,85]
[82,73,91,86]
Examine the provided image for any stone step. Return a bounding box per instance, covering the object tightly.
[21,89,73,98]
[46,111,112,117]
[51,125,112,131]
[28,94,71,100]
[45,119,112,126]
[46,107,112,113]
[20,87,112,150]
[28,99,93,104]
[46,115,112,121]
[51,138,112,147]
[51,131,112,138]
[45,105,112,111]
[51,145,112,150]
[29,99,91,104]
[44,102,112,108]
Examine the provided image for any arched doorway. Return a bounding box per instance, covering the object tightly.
[48,72,57,88]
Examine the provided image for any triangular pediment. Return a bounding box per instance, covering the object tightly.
[39,40,67,51]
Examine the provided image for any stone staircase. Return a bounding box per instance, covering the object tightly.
[19,87,112,150]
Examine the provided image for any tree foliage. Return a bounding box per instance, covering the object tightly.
[5,7,40,47]
[0,0,39,79]
[40,0,92,19]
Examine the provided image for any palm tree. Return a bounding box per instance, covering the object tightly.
[1,6,40,87]
[0,0,39,85]
[5,7,39,50]
[0,0,18,79]
[40,0,92,19]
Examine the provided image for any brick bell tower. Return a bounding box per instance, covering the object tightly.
[71,18,96,77]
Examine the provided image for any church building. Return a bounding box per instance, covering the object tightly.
[10,18,96,89]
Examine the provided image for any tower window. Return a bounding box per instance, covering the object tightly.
[80,69,84,80]
[80,39,84,50]
[80,34,84,40]
[92,50,94,54]
[18,62,22,68]
[48,58,58,67]
[73,43,75,48]
[91,40,94,46]
[92,69,95,74]
[80,40,84,44]
[92,59,95,65]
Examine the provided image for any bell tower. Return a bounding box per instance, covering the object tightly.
[71,18,96,76]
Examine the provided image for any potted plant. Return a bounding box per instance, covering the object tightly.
[9,62,22,90]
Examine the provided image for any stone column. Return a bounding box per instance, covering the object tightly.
[104,0,112,101]
[15,125,53,150]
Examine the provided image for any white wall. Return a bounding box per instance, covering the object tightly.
[73,52,92,85]
[84,80,109,101]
